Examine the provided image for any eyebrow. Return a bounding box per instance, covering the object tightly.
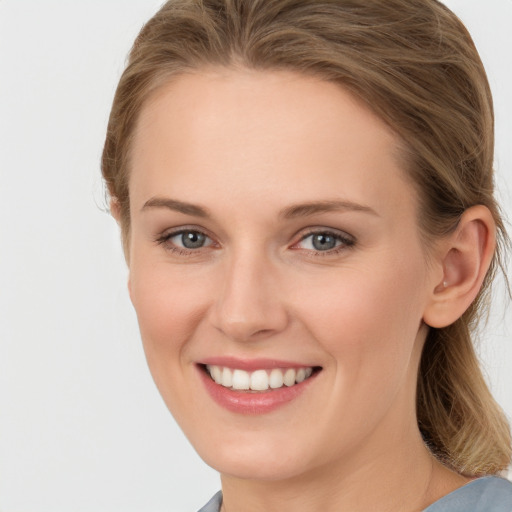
[141,196,378,219]
[280,200,379,219]
[141,197,210,217]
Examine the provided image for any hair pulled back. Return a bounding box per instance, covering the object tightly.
[102,0,511,475]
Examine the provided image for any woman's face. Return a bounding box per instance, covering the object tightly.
[127,69,440,480]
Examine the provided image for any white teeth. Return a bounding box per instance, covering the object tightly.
[232,369,250,390]
[283,368,296,387]
[269,368,284,389]
[206,365,316,391]
[250,370,269,391]
[210,365,222,384]
[295,368,306,383]
[221,367,233,387]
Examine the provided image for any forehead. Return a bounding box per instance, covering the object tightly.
[130,68,414,219]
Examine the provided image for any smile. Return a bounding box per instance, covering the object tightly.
[206,365,314,391]
[198,359,322,414]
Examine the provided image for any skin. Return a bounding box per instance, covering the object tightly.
[122,68,494,512]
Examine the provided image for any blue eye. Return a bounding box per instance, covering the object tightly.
[157,229,214,251]
[174,231,209,249]
[296,231,354,252]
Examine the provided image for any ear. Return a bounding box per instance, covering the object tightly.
[110,197,122,223]
[423,205,496,328]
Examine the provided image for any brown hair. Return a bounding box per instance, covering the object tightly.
[102,0,511,475]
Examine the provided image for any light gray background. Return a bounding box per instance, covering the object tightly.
[0,1,510,511]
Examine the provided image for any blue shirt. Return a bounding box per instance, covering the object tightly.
[197,477,512,512]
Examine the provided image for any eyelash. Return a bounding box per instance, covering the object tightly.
[155,228,216,256]
[154,228,356,256]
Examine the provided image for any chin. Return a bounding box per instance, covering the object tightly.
[188,428,325,482]
[204,451,312,482]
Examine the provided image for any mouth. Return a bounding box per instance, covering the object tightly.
[203,364,319,392]
[197,358,322,413]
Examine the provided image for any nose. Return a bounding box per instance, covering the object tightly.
[209,251,289,342]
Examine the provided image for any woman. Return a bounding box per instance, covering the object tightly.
[102,0,512,510]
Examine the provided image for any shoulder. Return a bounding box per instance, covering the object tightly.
[197,491,222,512]
[424,477,512,512]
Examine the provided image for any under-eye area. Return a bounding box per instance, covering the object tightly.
[201,364,322,392]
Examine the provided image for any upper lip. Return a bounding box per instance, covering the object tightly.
[198,356,320,371]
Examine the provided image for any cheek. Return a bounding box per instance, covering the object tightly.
[128,260,216,426]
[288,261,427,446]
[293,257,426,375]
[129,259,212,366]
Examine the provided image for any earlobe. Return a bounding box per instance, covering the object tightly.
[423,205,496,328]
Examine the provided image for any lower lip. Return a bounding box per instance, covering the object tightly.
[198,367,318,414]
